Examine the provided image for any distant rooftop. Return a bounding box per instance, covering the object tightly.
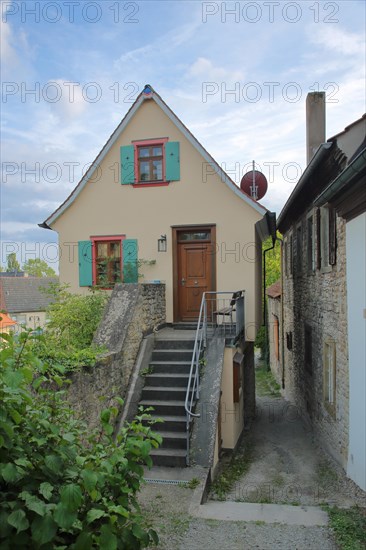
[0,277,59,313]
[266,280,282,299]
[0,271,26,277]
[0,312,17,329]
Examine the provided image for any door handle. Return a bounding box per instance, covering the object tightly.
[181,278,186,286]
[194,280,198,285]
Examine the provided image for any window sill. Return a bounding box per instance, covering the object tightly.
[133,181,170,188]
[324,402,336,419]
[320,265,333,274]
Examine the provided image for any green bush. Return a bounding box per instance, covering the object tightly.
[44,284,108,351]
[35,284,108,371]
[0,331,161,549]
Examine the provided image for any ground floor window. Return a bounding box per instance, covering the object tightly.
[323,339,336,415]
[95,239,122,286]
[304,324,313,374]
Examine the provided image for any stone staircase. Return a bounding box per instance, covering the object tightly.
[140,332,195,467]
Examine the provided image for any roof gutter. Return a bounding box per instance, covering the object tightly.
[38,222,52,230]
[314,147,366,206]
[277,142,333,229]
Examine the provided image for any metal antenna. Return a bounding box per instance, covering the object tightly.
[250,160,258,200]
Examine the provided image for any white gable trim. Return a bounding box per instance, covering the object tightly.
[45,91,266,226]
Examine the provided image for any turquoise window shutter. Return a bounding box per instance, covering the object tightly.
[165,142,180,181]
[78,241,93,287]
[123,239,138,283]
[121,145,135,184]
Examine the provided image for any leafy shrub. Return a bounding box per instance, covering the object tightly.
[0,331,161,549]
[34,284,108,371]
[44,284,108,351]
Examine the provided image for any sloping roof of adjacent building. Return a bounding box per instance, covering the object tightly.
[0,277,58,313]
[277,114,365,233]
[266,280,282,299]
[41,84,267,228]
[314,143,366,220]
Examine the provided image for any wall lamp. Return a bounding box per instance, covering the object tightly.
[158,234,167,252]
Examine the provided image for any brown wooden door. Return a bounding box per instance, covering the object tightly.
[178,242,212,321]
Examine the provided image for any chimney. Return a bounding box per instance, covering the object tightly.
[306,92,326,164]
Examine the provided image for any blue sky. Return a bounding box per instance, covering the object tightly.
[1,0,365,271]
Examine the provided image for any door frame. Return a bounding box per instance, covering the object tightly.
[172,224,216,322]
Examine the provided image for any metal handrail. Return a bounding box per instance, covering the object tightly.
[184,290,245,466]
[184,292,207,465]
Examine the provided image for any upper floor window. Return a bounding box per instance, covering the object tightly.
[284,233,293,277]
[317,206,337,271]
[304,323,313,375]
[295,223,302,274]
[307,214,314,272]
[138,145,163,182]
[120,139,180,185]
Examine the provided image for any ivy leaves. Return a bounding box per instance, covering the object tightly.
[0,330,161,548]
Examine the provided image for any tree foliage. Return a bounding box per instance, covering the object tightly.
[6,253,21,273]
[263,233,281,289]
[22,259,57,278]
[0,330,161,549]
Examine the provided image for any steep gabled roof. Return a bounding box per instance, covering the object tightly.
[41,85,266,227]
[0,277,58,313]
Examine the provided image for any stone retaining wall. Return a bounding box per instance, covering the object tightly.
[66,283,165,429]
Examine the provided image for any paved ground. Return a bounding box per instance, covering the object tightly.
[214,394,365,508]
[139,480,338,549]
[137,356,365,549]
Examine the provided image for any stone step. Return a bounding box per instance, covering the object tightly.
[142,414,187,433]
[141,386,191,402]
[159,430,187,449]
[144,373,189,387]
[150,448,187,467]
[149,361,192,374]
[152,349,193,362]
[140,399,186,416]
[154,339,195,350]
[172,323,198,331]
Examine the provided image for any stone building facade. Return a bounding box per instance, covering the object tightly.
[276,94,366,489]
[281,213,349,468]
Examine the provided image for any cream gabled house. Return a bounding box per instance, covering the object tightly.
[41,85,272,337]
[40,85,276,467]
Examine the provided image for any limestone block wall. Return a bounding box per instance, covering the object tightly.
[66,283,166,429]
[282,214,349,469]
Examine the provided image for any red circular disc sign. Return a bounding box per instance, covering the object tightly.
[240,170,268,200]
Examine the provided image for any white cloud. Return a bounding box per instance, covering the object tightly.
[308,25,365,57]
[49,80,87,119]
[0,2,17,67]
[188,57,244,82]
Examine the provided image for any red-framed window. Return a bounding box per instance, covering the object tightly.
[91,236,125,287]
